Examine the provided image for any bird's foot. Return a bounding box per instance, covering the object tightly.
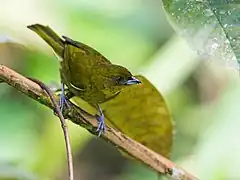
[59,92,69,112]
[58,83,69,112]
[95,104,105,136]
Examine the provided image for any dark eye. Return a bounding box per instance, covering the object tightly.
[112,76,125,85]
[116,76,124,83]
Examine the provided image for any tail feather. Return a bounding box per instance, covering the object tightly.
[27,24,64,57]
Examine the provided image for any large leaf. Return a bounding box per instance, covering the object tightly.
[162,0,240,70]
[73,75,173,157]
[101,75,173,157]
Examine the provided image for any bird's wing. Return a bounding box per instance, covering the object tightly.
[62,35,111,65]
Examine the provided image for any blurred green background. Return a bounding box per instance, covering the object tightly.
[0,0,240,180]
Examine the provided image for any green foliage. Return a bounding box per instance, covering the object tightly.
[0,0,240,180]
[162,0,240,69]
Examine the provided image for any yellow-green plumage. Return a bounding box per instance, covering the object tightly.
[28,24,134,105]
[28,24,64,57]
[28,24,173,158]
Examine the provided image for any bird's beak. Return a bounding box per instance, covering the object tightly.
[125,76,141,85]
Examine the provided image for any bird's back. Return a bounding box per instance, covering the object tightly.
[61,38,119,104]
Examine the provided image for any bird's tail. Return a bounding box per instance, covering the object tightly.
[27,24,64,57]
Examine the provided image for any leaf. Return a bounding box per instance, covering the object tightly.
[72,76,173,157]
[72,75,173,157]
[100,75,173,157]
[162,0,240,70]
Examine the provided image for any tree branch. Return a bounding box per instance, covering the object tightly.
[28,78,74,180]
[0,64,198,180]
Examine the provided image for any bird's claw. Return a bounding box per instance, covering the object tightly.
[58,83,69,112]
[95,104,105,136]
[59,93,69,112]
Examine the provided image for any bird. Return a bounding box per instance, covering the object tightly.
[27,24,141,136]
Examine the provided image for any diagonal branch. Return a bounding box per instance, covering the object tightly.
[0,64,198,180]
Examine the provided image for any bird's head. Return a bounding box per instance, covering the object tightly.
[101,64,141,96]
[108,64,141,85]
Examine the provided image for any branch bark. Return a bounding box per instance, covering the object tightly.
[0,64,198,180]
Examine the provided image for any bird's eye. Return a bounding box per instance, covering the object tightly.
[116,76,124,83]
[112,76,124,84]
[112,76,126,85]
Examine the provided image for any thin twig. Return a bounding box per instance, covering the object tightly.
[28,78,74,180]
[0,64,198,180]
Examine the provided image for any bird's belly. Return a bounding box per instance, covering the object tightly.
[70,87,120,105]
[70,88,108,104]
